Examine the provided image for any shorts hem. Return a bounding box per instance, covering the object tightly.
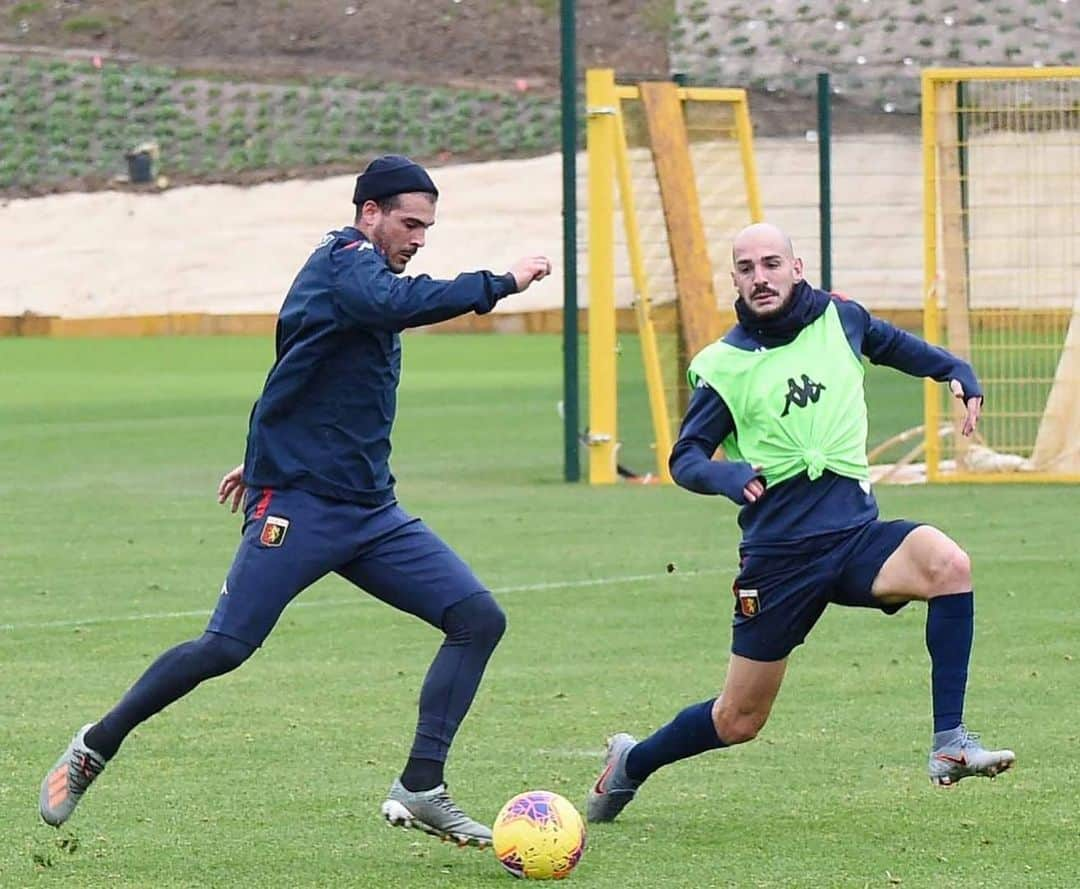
[730,641,793,663]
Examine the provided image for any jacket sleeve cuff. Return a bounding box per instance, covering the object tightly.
[717,462,761,505]
[497,272,518,297]
[951,364,983,401]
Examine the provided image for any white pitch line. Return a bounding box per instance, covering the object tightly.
[0,567,721,633]
[535,748,604,759]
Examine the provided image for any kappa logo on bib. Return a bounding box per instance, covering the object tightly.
[781,374,827,417]
[260,515,290,547]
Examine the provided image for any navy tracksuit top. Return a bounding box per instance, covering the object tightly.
[242,226,517,504]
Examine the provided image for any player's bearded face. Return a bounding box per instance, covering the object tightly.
[369,193,437,273]
[731,243,804,318]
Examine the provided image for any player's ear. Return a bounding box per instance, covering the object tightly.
[359,199,381,225]
[792,256,804,281]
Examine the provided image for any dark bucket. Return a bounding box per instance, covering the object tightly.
[125,150,154,183]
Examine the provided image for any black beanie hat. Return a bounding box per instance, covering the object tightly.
[352,155,439,206]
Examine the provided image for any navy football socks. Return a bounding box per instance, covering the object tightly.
[925,591,974,734]
[400,758,444,792]
[625,699,727,782]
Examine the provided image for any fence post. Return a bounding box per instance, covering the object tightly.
[816,72,832,292]
[560,0,580,481]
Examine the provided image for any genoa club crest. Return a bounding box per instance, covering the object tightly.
[260,515,290,547]
[737,588,760,617]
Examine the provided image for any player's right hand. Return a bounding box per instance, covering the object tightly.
[217,463,246,513]
[744,465,766,503]
[508,256,553,293]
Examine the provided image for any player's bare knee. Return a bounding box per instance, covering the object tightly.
[718,715,765,746]
[925,543,972,596]
[712,703,767,745]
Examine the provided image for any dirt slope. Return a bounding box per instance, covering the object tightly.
[1,0,670,89]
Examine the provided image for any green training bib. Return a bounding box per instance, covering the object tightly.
[687,301,869,487]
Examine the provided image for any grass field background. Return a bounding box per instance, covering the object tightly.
[1,335,1076,888]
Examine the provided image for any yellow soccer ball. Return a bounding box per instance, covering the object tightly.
[492,790,586,880]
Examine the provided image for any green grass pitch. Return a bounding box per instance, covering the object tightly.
[1,335,1076,888]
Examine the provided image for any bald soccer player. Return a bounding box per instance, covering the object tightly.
[587,223,1015,825]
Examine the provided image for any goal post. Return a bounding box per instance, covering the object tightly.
[585,69,763,484]
[922,66,1080,483]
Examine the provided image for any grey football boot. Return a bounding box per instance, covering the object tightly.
[929,726,1016,787]
[586,732,643,823]
[39,723,107,827]
[381,779,492,848]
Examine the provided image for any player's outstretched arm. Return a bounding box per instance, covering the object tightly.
[854,306,984,437]
[860,312,981,390]
[335,252,551,331]
[217,463,246,513]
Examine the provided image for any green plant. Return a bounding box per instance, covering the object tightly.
[9,1,44,18]
[226,148,248,170]
[643,0,677,37]
[61,14,109,35]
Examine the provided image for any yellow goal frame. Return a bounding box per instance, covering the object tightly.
[586,69,762,484]
[922,66,1080,483]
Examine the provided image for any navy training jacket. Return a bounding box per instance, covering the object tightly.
[242,226,517,504]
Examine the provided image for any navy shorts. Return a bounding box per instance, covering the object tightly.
[730,519,921,662]
[207,486,487,646]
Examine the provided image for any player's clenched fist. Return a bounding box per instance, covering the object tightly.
[507,256,553,292]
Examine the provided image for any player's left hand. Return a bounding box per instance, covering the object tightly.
[949,380,982,437]
[217,463,246,513]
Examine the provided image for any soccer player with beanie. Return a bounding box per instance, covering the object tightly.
[40,155,552,848]
[587,222,1014,825]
